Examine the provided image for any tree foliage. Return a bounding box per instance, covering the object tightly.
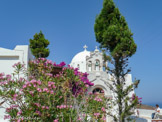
[29,31,50,58]
[94,0,136,58]
[94,0,140,122]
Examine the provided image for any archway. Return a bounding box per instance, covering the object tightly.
[92,87,104,94]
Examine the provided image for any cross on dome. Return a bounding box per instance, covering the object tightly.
[83,45,88,51]
[95,46,99,52]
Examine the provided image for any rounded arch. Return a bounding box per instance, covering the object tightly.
[90,85,109,96]
[93,87,104,94]
[95,59,100,71]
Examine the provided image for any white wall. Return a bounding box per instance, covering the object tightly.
[0,45,33,75]
[0,45,33,122]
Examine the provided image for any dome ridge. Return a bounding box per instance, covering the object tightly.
[71,49,90,63]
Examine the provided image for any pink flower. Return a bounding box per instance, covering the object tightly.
[30,80,35,84]
[23,84,27,89]
[78,117,82,120]
[6,108,10,112]
[43,88,49,92]
[12,62,20,68]
[53,119,58,122]
[94,97,102,102]
[138,97,142,100]
[34,103,40,107]
[35,110,41,115]
[10,105,19,108]
[50,90,54,94]
[6,74,11,80]
[0,72,5,77]
[101,107,105,112]
[37,80,41,85]
[94,113,100,117]
[102,116,106,120]
[101,90,104,93]
[46,73,53,77]
[63,105,66,108]
[29,91,34,95]
[58,62,66,67]
[43,88,48,91]
[88,92,93,95]
[46,106,49,109]
[17,119,21,122]
[13,98,16,101]
[37,88,42,92]
[53,85,56,89]
[17,110,22,116]
[4,115,10,120]
[42,106,45,109]
[13,94,18,101]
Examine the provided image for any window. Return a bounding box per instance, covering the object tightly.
[93,88,104,94]
[95,60,100,71]
[77,64,80,70]
[88,61,92,71]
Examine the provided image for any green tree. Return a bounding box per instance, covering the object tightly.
[29,31,50,58]
[94,0,140,122]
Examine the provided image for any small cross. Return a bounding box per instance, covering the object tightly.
[95,46,98,49]
[83,45,88,50]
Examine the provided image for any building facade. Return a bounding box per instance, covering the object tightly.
[0,45,33,75]
[70,45,134,121]
[0,45,34,122]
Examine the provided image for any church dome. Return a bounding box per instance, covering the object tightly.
[70,45,90,72]
[71,50,90,63]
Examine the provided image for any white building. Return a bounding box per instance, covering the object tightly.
[0,45,33,75]
[70,45,134,121]
[0,45,33,122]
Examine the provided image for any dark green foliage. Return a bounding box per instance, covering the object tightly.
[94,0,136,58]
[94,0,139,122]
[29,31,50,58]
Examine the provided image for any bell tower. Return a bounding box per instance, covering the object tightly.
[86,46,105,72]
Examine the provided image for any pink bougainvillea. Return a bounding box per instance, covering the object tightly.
[0,58,110,122]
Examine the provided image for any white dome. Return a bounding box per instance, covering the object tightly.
[70,45,90,72]
[71,50,90,63]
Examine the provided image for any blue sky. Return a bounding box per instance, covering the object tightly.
[0,0,162,105]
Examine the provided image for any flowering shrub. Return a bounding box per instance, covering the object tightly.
[132,94,142,104]
[0,58,111,122]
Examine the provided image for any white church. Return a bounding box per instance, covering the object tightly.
[70,45,135,121]
[70,45,133,98]
[70,45,162,122]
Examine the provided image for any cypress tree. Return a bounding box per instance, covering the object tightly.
[29,31,50,58]
[94,0,140,121]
